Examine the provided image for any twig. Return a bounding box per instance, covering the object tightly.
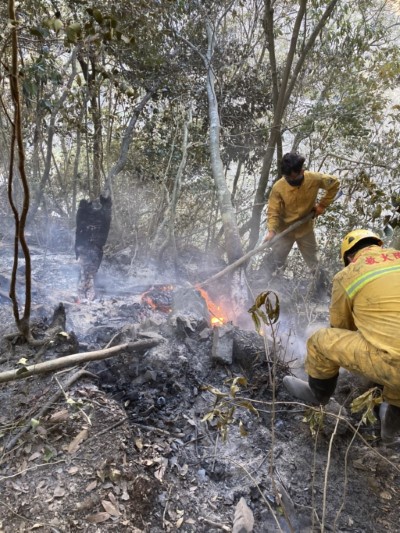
[226,458,284,532]
[0,459,66,482]
[211,433,219,473]
[333,419,362,530]
[55,375,92,426]
[321,406,343,532]
[199,516,230,531]
[130,421,171,436]
[78,417,129,450]
[162,486,172,529]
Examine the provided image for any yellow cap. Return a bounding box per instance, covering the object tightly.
[340,229,383,264]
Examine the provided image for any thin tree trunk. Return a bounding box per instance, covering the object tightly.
[205,19,243,263]
[7,0,32,339]
[156,104,193,267]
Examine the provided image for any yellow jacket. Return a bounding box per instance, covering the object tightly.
[330,245,400,356]
[267,171,339,237]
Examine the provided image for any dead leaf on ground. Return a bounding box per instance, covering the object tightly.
[101,499,121,517]
[48,409,69,423]
[109,468,122,482]
[86,512,110,523]
[28,452,41,462]
[154,457,168,481]
[85,480,97,492]
[68,428,89,453]
[53,486,66,498]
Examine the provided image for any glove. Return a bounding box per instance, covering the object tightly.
[313,204,325,217]
[263,230,276,243]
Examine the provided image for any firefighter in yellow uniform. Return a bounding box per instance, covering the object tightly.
[284,229,400,443]
[264,152,340,280]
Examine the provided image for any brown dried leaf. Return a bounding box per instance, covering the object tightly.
[68,429,89,454]
[86,512,110,523]
[53,486,66,498]
[154,458,168,481]
[48,409,69,423]
[28,452,41,462]
[109,468,122,482]
[85,480,97,492]
[101,500,121,517]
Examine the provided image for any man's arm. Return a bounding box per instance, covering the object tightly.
[329,277,356,330]
[316,173,340,210]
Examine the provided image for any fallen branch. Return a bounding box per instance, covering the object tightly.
[198,212,314,287]
[0,338,161,384]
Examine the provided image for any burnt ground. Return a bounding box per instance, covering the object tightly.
[0,249,400,533]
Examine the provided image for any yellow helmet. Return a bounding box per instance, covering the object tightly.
[340,229,383,264]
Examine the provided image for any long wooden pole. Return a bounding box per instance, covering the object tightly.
[198,212,315,287]
[0,338,160,384]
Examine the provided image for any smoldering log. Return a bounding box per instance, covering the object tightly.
[212,324,234,365]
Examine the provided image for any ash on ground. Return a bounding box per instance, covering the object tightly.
[0,250,399,533]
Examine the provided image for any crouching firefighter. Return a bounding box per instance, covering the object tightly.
[283,229,400,443]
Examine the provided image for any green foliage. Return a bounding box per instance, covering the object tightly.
[2,0,400,261]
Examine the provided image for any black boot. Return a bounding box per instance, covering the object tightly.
[309,374,338,404]
[283,374,338,406]
[379,403,400,444]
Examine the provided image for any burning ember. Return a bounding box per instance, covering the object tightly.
[196,287,227,326]
[141,285,174,312]
[141,284,228,327]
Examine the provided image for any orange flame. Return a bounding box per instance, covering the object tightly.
[196,287,227,326]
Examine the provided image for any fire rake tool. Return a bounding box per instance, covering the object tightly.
[197,211,315,288]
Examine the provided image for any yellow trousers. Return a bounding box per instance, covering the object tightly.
[268,228,319,273]
[305,328,400,407]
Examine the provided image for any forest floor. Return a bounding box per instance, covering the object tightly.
[0,248,399,533]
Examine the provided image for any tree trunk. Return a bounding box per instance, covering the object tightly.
[7,0,32,340]
[205,19,243,263]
